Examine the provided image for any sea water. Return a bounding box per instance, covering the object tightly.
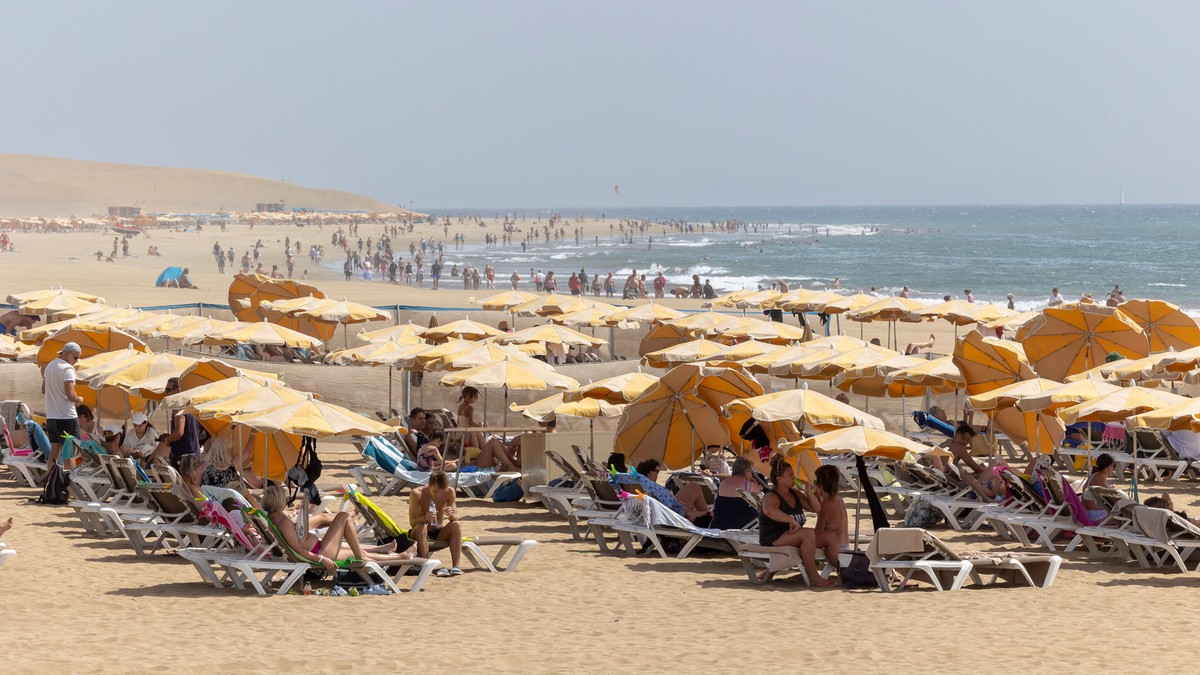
[422,204,1199,311]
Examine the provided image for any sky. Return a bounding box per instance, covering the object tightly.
[3,2,1199,209]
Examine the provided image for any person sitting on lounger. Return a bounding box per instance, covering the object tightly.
[756,454,834,587]
[1081,453,1116,522]
[263,485,411,572]
[458,386,519,471]
[905,333,936,355]
[711,456,761,530]
[800,464,849,566]
[409,471,463,577]
[416,431,456,471]
[930,423,988,478]
[621,459,713,526]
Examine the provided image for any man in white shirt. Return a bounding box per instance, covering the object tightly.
[42,341,82,464]
[1048,287,1065,308]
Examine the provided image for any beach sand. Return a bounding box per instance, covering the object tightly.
[2,217,1198,674]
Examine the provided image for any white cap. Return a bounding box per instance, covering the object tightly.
[130,412,149,425]
[58,341,82,355]
[102,422,122,434]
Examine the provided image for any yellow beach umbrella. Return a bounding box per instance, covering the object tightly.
[177,359,279,391]
[429,341,550,372]
[563,371,661,404]
[637,323,692,358]
[1058,387,1190,425]
[777,289,841,313]
[229,393,400,437]
[18,317,109,344]
[614,364,761,469]
[709,289,757,308]
[356,321,425,344]
[833,354,925,397]
[1019,304,1148,382]
[728,320,809,345]
[1014,377,1124,414]
[553,306,638,329]
[440,358,579,391]
[477,290,540,311]
[499,323,608,348]
[75,346,154,381]
[606,301,687,324]
[847,296,926,323]
[642,338,727,369]
[665,311,735,334]
[980,310,1040,334]
[512,392,624,451]
[197,319,325,349]
[1128,398,1200,432]
[730,289,783,309]
[1100,352,1187,384]
[917,299,976,326]
[17,291,105,318]
[326,339,430,367]
[509,293,592,318]
[965,377,1067,453]
[295,298,391,347]
[817,293,876,315]
[163,375,301,409]
[0,334,36,360]
[186,380,314,435]
[115,311,181,337]
[781,426,944,461]
[709,340,784,364]
[1116,299,1200,353]
[37,326,148,370]
[739,343,820,375]
[723,389,884,430]
[8,287,104,305]
[792,344,904,381]
[89,353,198,397]
[422,317,504,343]
[884,355,964,393]
[952,330,1036,395]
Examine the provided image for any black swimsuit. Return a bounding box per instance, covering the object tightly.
[758,488,807,546]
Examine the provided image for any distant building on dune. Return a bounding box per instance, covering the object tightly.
[255,202,285,213]
[107,206,141,217]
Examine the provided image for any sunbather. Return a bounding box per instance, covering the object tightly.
[800,465,849,565]
[263,486,411,572]
[1144,494,1200,526]
[417,431,456,471]
[458,386,519,471]
[756,454,834,587]
[930,423,989,478]
[711,456,761,530]
[408,471,463,577]
[625,459,712,526]
[1081,453,1115,522]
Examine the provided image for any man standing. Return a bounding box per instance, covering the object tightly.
[42,341,83,464]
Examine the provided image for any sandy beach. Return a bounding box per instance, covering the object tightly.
[4,215,1200,675]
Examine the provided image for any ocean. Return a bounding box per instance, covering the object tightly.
[422,204,1199,313]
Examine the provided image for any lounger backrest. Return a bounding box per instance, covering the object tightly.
[737,487,763,511]
[544,450,582,482]
[582,475,623,510]
[362,436,406,473]
[922,531,964,562]
[243,508,301,562]
[146,487,193,522]
[114,458,143,493]
[1089,486,1130,512]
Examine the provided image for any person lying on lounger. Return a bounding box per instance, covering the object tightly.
[263,485,412,571]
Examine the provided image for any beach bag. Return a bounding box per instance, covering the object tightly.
[839,551,878,589]
[37,462,71,505]
[492,479,524,503]
[904,497,944,528]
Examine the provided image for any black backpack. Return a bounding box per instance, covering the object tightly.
[37,463,71,505]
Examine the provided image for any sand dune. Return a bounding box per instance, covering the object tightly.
[0,154,402,217]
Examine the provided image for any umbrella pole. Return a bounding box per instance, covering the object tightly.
[589,418,595,458]
[901,395,907,436]
[853,480,862,552]
[388,367,394,413]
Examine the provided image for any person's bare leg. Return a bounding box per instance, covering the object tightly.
[816,530,840,571]
[485,438,519,471]
[797,531,835,587]
[320,512,366,559]
[413,522,430,558]
[437,520,463,568]
[0,517,12,538]
[676,482,709,516]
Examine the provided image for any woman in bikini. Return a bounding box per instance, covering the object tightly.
[756,454,835,587]
[458,386,519,471]
[263,485,412,571]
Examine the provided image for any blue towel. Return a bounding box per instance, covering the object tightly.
[25,419,51,458]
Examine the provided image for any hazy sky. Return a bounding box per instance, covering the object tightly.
[3,2,1199,208]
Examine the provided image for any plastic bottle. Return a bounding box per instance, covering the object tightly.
[302,582,313,596]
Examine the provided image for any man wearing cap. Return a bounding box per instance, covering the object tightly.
[42,341,83,464]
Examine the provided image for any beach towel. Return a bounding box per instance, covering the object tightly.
[866,527,927,564]
[1132,506,1173,544]
[1062,477,1099,527]
[25,419,51,458]
[362,436,415,472]
[199,499,257,551]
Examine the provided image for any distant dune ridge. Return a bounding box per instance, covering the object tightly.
[0,154,405,217]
